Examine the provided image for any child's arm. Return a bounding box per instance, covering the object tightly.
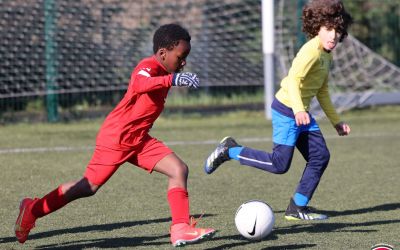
[317,81,350,136]
[131,65,199,94]
[132,74,172,94]
[316,80,340,125]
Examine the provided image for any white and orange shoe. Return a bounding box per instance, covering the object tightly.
[15,198,38,243]
[170,216,215,247]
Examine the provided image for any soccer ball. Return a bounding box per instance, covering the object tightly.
[234,200,275,240]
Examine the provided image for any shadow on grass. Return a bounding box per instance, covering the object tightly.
[204,233,316,250]
[2,202,400,249]
[274,219,400,235]
[320,202,400,217]
[211,217,400,249]
[259,244,317,250]
[0,214,210,246]
[35,233,315,250]
[34,235,170,249]
[204,212,400,249]
[271,202,400,235]
[275,202,400,218]
[201,203,400,249]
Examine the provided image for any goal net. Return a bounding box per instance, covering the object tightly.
[275,0,400,115]
[0,0,399,119]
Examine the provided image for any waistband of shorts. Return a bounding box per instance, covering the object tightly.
[271,98,295,119]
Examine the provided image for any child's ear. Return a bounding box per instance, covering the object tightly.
[158,48,167,61]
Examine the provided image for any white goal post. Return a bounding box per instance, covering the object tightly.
[262,0,275,120]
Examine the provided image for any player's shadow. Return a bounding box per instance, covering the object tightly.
[274,218,400,235]
[321,202,400,217]
[204,203,400,250]
[34,235,171,249]
[273,202,400,235]
[275,202,400,218]
[203,233,316,250]
[0,213,213,247]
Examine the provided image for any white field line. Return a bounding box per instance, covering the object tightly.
[0,132,399,155]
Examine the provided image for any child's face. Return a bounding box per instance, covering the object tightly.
[161,40,191,73]
[318,26,341,51]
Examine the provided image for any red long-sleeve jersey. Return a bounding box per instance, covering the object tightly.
[96,56,173,150]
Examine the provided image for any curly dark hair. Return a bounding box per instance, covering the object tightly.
[302,0,353,42]
[152,23,191,54]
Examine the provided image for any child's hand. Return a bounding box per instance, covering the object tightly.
[172,72,199,89]
[335,122,351,136]
[295,111,310,126]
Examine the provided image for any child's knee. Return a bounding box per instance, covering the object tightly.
[81,178,100,197]
[314,147,330,169]
[274,161,291,174]
[171,162,189,179]
[320,147,330,164]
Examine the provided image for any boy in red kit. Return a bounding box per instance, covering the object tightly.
[15,23,215,247]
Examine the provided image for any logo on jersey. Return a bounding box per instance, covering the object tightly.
[138,68,151,77]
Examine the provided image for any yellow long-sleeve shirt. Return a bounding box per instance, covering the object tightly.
[275,36,341,126]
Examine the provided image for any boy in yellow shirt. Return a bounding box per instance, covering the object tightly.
[204,0,353,220]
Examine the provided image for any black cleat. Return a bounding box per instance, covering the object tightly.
[204,136,240,174]
[285,198,328,221]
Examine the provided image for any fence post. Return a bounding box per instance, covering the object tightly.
[296,0,307,51]
[44,0,58,122]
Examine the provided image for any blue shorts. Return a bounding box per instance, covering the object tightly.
[272,109,320,146]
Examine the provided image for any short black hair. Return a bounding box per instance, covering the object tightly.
[152,23,191,54]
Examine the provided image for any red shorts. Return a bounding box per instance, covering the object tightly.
[84,135,173,186]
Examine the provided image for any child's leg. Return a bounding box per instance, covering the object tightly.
[294,130,330,203]
[30,177,99,218]
[16,176,103,244]
[283,130,330,221]
[128,136,192,225]
[149,147,215,246]
[31,145,126,218]
[15,146,124,243]
[236,144,295,173]
[152,153,190,224]
[132,136,216,245]
[231,108,298,173]
[205,108,299,175]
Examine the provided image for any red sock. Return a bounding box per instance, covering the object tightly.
[167,187,190,225]
[30,186,69,218]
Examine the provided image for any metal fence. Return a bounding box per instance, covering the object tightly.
[0,0,399,122]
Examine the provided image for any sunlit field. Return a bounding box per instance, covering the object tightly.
[1,106,399,249]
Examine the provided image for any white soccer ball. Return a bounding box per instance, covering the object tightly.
[234,200,275,240]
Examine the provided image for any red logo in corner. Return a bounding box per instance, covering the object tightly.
[371,243,394,250]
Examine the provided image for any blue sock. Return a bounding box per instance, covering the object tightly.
[228,146,243,161]
[293,192,309,207]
